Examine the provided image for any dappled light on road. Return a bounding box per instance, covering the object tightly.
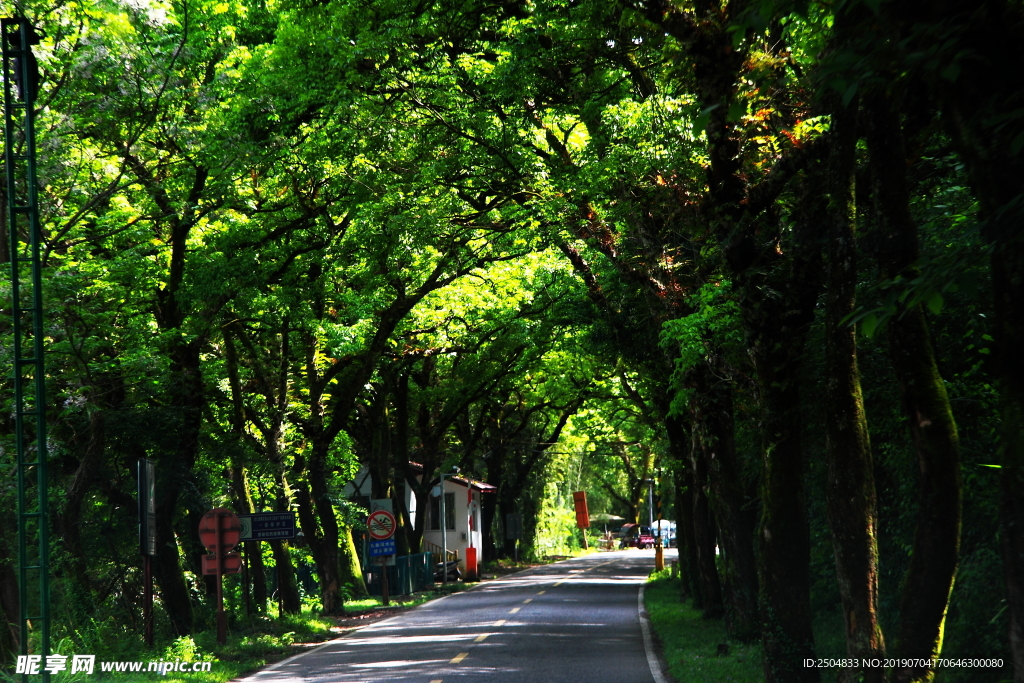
[239,551,670,682]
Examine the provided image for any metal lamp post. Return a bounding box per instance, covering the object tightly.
[439,466,459,585]
[647,478,655,531]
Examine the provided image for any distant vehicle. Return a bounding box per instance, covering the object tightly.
[652,520,676,548]
[619,524,656,549]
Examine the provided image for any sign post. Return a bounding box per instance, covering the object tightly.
[367,509,396,604]
[238,512,296,541]
[137,459,156,646]
[198,508,241,645]
[437,468,459,585]
[572,491,590,550]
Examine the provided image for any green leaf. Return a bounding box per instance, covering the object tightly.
[1011,132,1024,157]
[926,291,944,315]
[941,62,961,82]
[842,81,859,107]
[861,313,878,338]
[693,104,720,136]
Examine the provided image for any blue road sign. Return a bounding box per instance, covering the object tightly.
[369,539,396,557]
[239,512,296,541]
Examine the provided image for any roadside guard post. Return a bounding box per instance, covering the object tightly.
[367,508,397,605]
[573,491,590,550]
[198,508,242,644]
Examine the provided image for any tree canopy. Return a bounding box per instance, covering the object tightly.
[2,0,1023,681]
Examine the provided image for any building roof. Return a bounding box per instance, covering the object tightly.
[408,462,496,493]
[449,475,497,493]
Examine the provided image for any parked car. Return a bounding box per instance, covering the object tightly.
[619,524,656,549]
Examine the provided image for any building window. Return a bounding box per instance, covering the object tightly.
[429,492,456,530]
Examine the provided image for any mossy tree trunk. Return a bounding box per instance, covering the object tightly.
[667,417,702,604]
[340,525,368,599]
[738,176,826,683]
[689,425,724,619]
[926,4,1024,673]
[824,96,885,683]
[866,91,961,683]
[268,538,301,615]
[691,365,758,640]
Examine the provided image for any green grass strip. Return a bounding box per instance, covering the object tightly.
[645,571,764,683]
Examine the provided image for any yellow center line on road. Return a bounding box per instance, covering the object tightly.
[493,619,506,626]
[553,560,612,587]
[523,598,532,604]
[450,653,469,664]
[537,590,545,595]
[474,634,489,642]
[509,607,520,614]
[430,680,443,683]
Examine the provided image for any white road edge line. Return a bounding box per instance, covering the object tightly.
[638,584,669,683]
[235,552,635,682]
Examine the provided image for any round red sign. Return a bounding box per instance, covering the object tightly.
[367,509,396,540]
[198,508,241,552]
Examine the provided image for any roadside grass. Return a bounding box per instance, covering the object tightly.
[1,586,467,683]
[645,570,763,683]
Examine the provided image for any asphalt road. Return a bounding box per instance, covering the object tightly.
[240,549,675,683]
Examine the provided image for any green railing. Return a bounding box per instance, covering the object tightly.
[366,552,433,596]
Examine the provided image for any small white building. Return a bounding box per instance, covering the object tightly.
[343,465,495,571]
[420,474,495,566]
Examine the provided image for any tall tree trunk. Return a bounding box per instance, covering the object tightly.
[994,240,1024,683]
[674,464,701,604]
[480,489,498,562]
[931,5,1024,670]
[57,410,104,611]
[269,465,301,615]
[224,323,267,612]
[667,417,701,603]
[0,505,19,666]
[825,97,885,683]
[393,370,413,557]
[691,367,758,640]
[296,448,345,615]
[230,466,267,613]
[151,342,204,635]
[147,166,212,636]
[866,92,961,683]
[690,429,724,619]
[738,176,825,683]
[340,525,368,599]
[268,539,301,615]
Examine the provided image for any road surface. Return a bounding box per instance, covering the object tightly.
[240,549,674,683]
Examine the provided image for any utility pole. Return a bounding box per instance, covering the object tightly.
[3,16,50,683]
[647,478,654,530]
[654,470,664,572]
[439,467,459,585]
